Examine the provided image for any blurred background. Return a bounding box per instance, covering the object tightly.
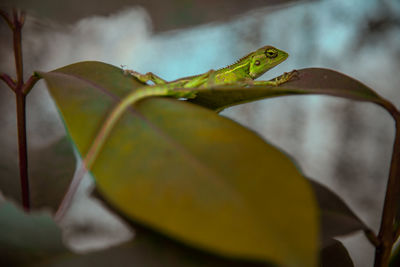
[0,0,399,266]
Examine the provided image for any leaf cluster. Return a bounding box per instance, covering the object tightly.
[3,61,399,266]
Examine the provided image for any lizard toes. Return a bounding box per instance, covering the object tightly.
[289,69,299,79]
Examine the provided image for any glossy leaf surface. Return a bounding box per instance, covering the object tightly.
[39,61,318,267]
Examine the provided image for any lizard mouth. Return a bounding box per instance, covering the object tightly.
[249,72,257,79]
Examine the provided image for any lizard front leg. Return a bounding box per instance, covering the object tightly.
[124,70,167,85]
[253,70,298,86]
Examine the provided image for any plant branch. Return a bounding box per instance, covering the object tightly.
[12,8,24,88]
[0,73,16,90]
[22,74,40,95]
[16,91,30,211]
[374,99,400,267]
[1,8,32,211]
[0,9,13,29]
[365,229,380,247]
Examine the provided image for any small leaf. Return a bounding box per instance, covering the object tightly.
[0,200,67,266]
[320,239,354,267]
[308,179,368,246]
[189,68,387,112]
[38,61,318,267]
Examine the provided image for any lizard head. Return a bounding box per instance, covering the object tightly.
[248,46,289,79]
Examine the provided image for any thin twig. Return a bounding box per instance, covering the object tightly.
[15,91,30,211]
[13,8,24,88]
[0,73,16,90]
[364,229,380,247]
[22,74,40,95]
[12,9,31,211]
[19,11,26,26]
[0,9,13,29]
[1,8,32,211]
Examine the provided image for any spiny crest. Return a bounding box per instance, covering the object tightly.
[216,51,253,71]
[233,51,254,65]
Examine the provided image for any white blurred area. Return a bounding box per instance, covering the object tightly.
[0,0,399,266]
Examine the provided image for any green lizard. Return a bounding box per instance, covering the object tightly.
[125,45,294,93]
[56,45,297,218]
[84,45,296,170]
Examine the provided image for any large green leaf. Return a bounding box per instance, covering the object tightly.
[189,68,388,112]
[38,61,318,267]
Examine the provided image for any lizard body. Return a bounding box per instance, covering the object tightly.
[125,45,293,89]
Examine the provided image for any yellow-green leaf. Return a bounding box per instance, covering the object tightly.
[38,61,318,267]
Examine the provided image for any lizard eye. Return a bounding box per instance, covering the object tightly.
[266,49,278,58]
[254,60,261,66]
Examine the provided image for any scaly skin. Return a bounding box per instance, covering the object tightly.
[125,45,294,89]
[85,45,296,170]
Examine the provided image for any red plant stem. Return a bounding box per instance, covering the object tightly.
[0,73,16,89]
[13,9,30,211]
[16,91,30,211]
[13,9,24,88]
[22,75,39,95]
[1,9,31,211]
[13,10,31,211]
[374,101,400,267]
[0,9,13,29]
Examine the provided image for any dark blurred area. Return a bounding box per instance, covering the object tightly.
[1,0,304,32]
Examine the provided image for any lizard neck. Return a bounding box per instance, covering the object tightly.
[220,60,250,73]
[214,60,251,83]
